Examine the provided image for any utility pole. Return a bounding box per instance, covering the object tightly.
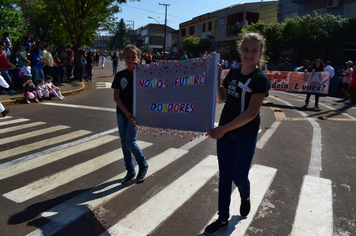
[159,3,170,55]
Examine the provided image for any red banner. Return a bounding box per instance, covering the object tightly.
[221,69,330,94]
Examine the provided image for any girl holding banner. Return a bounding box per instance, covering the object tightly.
[205,32,270,235]
[111,45,149,185]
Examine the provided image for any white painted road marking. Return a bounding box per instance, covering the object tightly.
[0,135,118,180]
[41,102,116,112]
[291,175,333,236]
[27,148,189,236]
[101,155,218,236]
[1,125,70,145]
[96,82,112,89]
[0,118,29,126]
[0,130,92,160]
[0,121,46,135]
[202,164,277,236]
[3,141,152,203]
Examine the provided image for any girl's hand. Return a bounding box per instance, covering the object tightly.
[125,112,136,126]
[208,126,226,139]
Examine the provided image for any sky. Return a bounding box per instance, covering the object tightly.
[114,0,277,31]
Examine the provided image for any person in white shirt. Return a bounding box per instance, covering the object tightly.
[100,55,106,69]
[35,79,48,101]
[44,75,65,100]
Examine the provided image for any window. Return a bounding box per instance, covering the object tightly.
[344,3,356,18]
[181,28,186,37]
[218,18,225,27]
[208,21,212,31]
[202,23,206,33]
[189,26,194,35]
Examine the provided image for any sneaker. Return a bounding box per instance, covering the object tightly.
[204,219,228,235]
[39,98,43,102]
[240,199,251,217]
[302,104,308,108]
[61,96,65,100]
[1,109,9,117]
[122,170,136,185]
[136,166,149,183]
[26,100,30,104]
[314,106,320,109]
[35,99,39,103]
[8,89,16,94]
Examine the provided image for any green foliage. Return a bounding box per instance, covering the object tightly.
[108,18,129,50]
[183,37,211,54]
[241,13,352,61]
[0,0,27,43]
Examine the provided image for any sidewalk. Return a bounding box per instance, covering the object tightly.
[0,79,85,106]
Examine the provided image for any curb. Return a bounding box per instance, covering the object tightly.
[0,82,86,106]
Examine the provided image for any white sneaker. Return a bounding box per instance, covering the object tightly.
[61,96,65,100]
[59,97,63,100]
[35,99,39,103]
[26,100,30,104]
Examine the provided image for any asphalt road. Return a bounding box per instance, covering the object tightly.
[0,60,355,236]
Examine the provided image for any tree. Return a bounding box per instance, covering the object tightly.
[0,0,27,43]
[183,37,211,56]
[19,0,139,79]
[108,18,129,50]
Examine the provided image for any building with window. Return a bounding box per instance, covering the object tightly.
[138,23,175,54]
[278,0,356,63]
[179,1,278,60]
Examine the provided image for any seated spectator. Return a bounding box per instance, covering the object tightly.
[45,75,65,100]
[23,77,39,104]
[35,79,48,102]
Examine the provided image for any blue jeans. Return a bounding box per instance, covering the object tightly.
[116,113,147,172]
[217,132,257,222]
[32,67,44,85]
[113,64,118,75]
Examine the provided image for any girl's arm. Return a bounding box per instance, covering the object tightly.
[208,93,266,139]
[216,63,228,103]
[113,88,136,126]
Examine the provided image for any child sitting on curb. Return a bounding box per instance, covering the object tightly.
[35,79,48,102]
[23,77,39,104]
[45,75,65,100]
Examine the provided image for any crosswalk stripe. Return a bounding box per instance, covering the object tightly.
[96,82,112,89]
[225,164,277,235]
[0,115,13,120]
[101,155,218,236]
[27,148,189,236]
[0,121,46,135]
[1,125,70,145]
[3,141,153,203]
[291,175,333,236]
[0,118,29,126]
[0,130,92,160]
[0,128,118,170]
[0,135,118,180]
[42,102,116,112]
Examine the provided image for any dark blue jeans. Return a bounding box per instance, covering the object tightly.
[217,132,257,222]
[116,113,147,172]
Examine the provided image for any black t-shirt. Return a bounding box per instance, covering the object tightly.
[111,69,134,114]
[219,66,270,134]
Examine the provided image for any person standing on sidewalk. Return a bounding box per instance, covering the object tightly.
[340,61,353,102]
[111,44,149,185]
[205,32,269,235]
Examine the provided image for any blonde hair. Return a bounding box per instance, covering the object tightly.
[238,32,266,69]
[124,44,141,58]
